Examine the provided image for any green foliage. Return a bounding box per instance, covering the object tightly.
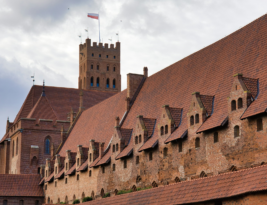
[73,199,80,204]
[59,202,66,204]
[82,197,93,202]
[137,186,152,191]
[103,193,110,198]
[117,189,133,195]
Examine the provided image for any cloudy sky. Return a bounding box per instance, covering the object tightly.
[0,0,267,137]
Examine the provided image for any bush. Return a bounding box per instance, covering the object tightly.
[73,199,80,204]
[103,193,110,198]
[137,186,152,191]
[82,197,93,202]
[117,189,133,195]
[59,203,66,204]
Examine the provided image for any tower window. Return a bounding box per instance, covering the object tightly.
[195,137,200,148]
[195,114,199,124]
[45,138,50,154]
[214,132,219,143]
[238,98,243,109]
[257,118,263,131]
[113,79,116,88]
[149,152,153,161]
[114,56,116,59]
[97,77,100,87]
[113,164,116,171]
[231,100,236,111]
[136,156,139,164]
[113,67,116,72]
[106,78,110,88]
[90,77,94,87]
[91,65,93,69]
[106,55,108,58]
[234,125,240,137]
[97,65,99,70]
[190,116,194,126]
[92,53,94,57]
[107,66,109,71]
[99,54,101,57]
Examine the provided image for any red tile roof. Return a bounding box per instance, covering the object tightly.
[143,118,156,138]
[65,164,76,175]
[58,90,127,155]
[45,173,54,183]
[169,107,182,126]
[242,77,258,99]
[200,95,214,116]
[0,174,44,197]
[77,160,88,172]
[55,168,65,179]
[82,165,267,205]
[94,148,111,167]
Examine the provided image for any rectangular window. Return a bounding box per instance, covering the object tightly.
[113,164,116,171]
[179,142,182,152]
[136,156,139,165]
[92,53,94,57]
[102,166,105,173]
[124,159,127,169]
[106,55,108,58]
[55,181,57,187]
[77,174,79,180]
[149,152,153,161]
[91,65,93,69]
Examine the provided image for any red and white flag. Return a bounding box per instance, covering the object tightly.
[87,13,99,20]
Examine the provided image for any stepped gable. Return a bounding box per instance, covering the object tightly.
[13,85,115,123]
[58,90,127,155]
[0,174,43,197]
[80,165,267,205]
[27,95,58,121]
[121,14,267,137]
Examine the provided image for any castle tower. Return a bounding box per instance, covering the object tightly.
[78,38,121,93]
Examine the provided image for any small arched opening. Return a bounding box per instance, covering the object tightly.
[90,77,94,87]
[234,125,240,137]
[113,79,116,89]
[100,188,105,198]
[195,137,200,148]
[97,77,100,87]
[152,181,158,188]
[190,115,194,126]
[175,177,180,183]
[106,78,110,88]
[231,100,236,111]
[132,185,137,191]
[160,126,164,136]
[230,165,237,172]
[200,171,207,178]
[238,98,243,109]
[136,175,142,183]
[65,196,68,204]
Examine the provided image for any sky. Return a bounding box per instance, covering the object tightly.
[0,0,267,138]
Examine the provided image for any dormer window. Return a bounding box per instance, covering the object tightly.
[238,98,243,109]
[190,116,194,126]
[195,114,199,124]
[231,100,236,111]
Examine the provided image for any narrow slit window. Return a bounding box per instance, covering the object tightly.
[165,125,168,134]
[149,152,153,161]
[90,77,94,87]
[124,159,127,169]
[190,116,194,126]
[97,77,100,87]
[113,79,116,89]
[135,136,138,144]
[106,78,110,88]
[195,137,200,148]
[257,118,263,131]
[179,141,182,152]
[231,100,236,111]
[113,164,116,171]
[195,114,199,124]
[238,98,243,109]
[160,126,164,136]
[214,132,219,143]
[139,135,142,143]
[136,156,139,164]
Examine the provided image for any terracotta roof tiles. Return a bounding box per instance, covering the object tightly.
[55,168,65,179]
[65,164,76,175]
[82,165,267,205]
[169,107,182,126]
[94,148,111,167]
[242,77,258,98]
[77,160,88,172]
[0,174,44,197]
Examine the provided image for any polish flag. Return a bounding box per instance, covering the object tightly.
[87,13,99,20]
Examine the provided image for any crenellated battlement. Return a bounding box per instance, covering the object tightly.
[79,38,120,52]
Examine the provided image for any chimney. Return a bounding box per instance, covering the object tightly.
[6,117,9,133]
[125,97,130,111]
[127,73,144,100]
[99,143,105,159]
[233,73,243,79]
[143,67,148,78]
[115,117,120,128]
[79,90,84,112]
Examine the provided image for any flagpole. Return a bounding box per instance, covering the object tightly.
[98,13,100,43]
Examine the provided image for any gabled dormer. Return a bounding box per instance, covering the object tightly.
[88,140,99,165]
[187,92,214,132]
[44,158,53,179]
[64,150,76,172]
[54,154,64,175]
[228,73,258,114]
[76,145,88,169]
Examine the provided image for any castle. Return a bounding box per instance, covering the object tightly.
[2,14,267,205]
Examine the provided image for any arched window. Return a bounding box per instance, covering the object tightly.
[31,156,38,166]
[132,185,137,191]
[152,181,158,188]
[195,114,199,124]
[113,79,116,88]
[175,177,180,183]
[238,98,243,109]
[257,118,263,131]
[65,178,67,184]
[195,137,200,148]
[135,136,138,144]
[234,125,240,137]
[73,195,76,201]
[77,174,79,180]
[82,192,85,200]
[114,189,118,195]
[214,132,218,143]
[3,200,7,205]
[89,170,92,177]
[136,156,139,164]
[12,140,14,157]
[113,144,115,152]
[136,175,142,183]
[163,147,168,157]
[91,64,93,69]
[101,189,105,198]
[124,159,127,168]
[200,171,207,178]
[116,143,118,151]
[16,137,18,155]
[65,196,68,204]
[190,115,194,126]
[47,198,50,205]
[139,135,142,143]
[165,125,168,134]
[107,66,109,71]
[149,152,153,161]
[45,138,50,154]
[113,164,116,171]
[90,77,94,87]
[89,153,92,162]
[106,78,110,88]
[97,65,99,70]
[113,67,116,72]
[97,77,100,87]
[160,126,164,136]
[231,100,236,111]
[230,165,237,172]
